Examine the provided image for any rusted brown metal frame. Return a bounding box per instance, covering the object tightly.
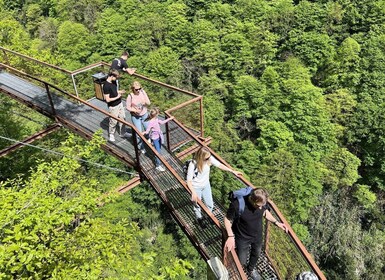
[102,62,200,98]
[262,220,282,280]
[70,61,105,75]
[0,123,61,157]
[147,178,212,261]
[0,47,72,74]
[268,200,326,280]
[1,49,9,64]
[161,114,327,279]
[55,115,138,168]
[163,114,247,278]
[222,246,248,280]
[165,122,171,151]
[1,63,223,230]
[199,97,204,138]
[117,175,141,194]
[132,72,200,97]
[175,137,212,160]
[165,96,202,113]
[0,50,204,146]
[0,88,53,119]
[210,149,326,279]
[1,55,241,277]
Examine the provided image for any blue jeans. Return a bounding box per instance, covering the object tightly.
[131,112,149,149]
[193,182,213,219]
[235,237,262,270]
[152,137,162,167]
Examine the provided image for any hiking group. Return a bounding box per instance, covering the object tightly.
[103,51,172,172]
[104,51,317,280]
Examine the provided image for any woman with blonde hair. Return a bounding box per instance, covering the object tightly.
[186,146,242,228]
[126,81,151,152]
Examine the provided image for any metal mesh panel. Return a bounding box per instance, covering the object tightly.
[0,50,74,93]
[266,214,316,279]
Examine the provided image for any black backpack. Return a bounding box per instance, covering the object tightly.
[182,159,198,180]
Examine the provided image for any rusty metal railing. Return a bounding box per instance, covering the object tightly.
[0,47,204,144]
[0,48,326,280]
[0,62,243,277]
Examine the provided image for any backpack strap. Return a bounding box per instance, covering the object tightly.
[233,186,254,216]
[190,159,198,178]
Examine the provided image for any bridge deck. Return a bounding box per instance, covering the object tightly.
[0,71,278,280]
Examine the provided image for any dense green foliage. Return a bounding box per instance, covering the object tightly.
[1,0,385,279]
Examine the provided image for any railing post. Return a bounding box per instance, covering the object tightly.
[132,130,140,166]
[165,121,171,151]
[2,49,9,65]
[71,74,79,99]
[199,96,204,138]
[45,83,56,116]
[264,219,271,253]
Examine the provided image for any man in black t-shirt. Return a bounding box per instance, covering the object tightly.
[224,188,288,280]
[110,51,135,75]
[103,69,126,142]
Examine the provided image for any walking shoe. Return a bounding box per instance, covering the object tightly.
[155,166,165,172]
[197,218,207,229]
[140,149,146,154]
[248,268,261,280]
[122,132,132,138]
[109,134,115,142]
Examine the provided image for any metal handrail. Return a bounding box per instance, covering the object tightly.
[0,62,224,241]
[0,49,326,279]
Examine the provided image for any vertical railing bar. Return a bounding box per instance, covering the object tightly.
[264,219,271,253]
[44,83,56,116]
[2,49,9,65]
[71,74,79,99]
[132,129,140,166]
[199,96,204,138]
[165,121,171,151]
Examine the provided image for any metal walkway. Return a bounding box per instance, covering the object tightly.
[0,70,250,279]
[0,55,326,280]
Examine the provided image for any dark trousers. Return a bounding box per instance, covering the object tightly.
[235,236,262,270]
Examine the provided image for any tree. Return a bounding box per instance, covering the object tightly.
[0,17,29,50]
[0,133,192,279]
[56,20,93,68]
[308,189,385,280]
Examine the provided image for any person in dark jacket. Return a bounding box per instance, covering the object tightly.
[224,188,288,280]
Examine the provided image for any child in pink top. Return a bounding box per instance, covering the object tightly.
[143,107,174,172]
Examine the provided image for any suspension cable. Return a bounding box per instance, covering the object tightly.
[0,135,136,175]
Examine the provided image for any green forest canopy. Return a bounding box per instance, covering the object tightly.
[1,0,385,279]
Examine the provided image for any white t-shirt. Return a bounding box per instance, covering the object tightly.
[187,156,221,188]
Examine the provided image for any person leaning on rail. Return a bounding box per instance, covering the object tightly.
[186,146,242,229]
[103,69,126,142]
[110,51,136,75]
[224,188,288,280]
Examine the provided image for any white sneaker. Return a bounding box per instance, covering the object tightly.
[141,149,146,154]
[156,166,165,172]
[109,134,115,142]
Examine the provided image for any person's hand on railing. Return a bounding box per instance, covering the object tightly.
[127,68,136,75]
[191,191,198,203]
[225,236,235,252]
[276,222,289,233]
[231,169,242,177]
